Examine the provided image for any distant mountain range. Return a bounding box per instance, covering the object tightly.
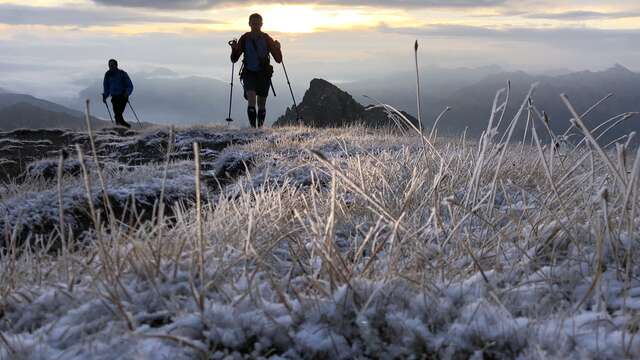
[68,64,640,143]
[342,64,505,106]
[0,91,108,131]
[432,64,640,143]
[2,64,639,144]
[343,64,640,144]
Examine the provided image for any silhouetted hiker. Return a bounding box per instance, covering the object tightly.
[102,59,134,128]
[230,13,283,128]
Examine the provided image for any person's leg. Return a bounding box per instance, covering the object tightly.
[247,91,257,108]
[256,75,269,128]
[246,90,257,128]
[111,96,124,125]
[243,71,258,128]
[257,96,267,128]
[111,96,130,128]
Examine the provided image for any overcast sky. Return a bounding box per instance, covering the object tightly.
[1,0,639,98]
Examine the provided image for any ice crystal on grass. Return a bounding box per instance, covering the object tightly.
[1,95,639,359]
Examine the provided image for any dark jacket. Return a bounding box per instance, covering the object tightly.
[103,69,134,98]
[231,32,282,72]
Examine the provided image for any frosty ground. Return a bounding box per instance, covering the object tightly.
[1,99,640,359]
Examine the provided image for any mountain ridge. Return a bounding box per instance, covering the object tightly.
[424,65,640,142]
[0,92,87,118]
[0,102,108,130]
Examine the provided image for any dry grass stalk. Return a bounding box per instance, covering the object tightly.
[1,89,638,358]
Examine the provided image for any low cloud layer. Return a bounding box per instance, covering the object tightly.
[379,23,640,48]
[524,10,640,20]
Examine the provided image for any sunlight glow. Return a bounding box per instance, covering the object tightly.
[0,1,639,36]
[257,5,377,33]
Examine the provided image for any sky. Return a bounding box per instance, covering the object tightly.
[0,0,639,99]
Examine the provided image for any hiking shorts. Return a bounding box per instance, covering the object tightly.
[242,70,270,98]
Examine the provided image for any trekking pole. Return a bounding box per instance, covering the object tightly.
[226,39,237,126]
[226,62,235,124]
[281,61,301,123]
[104,100,114,124]
[127,99,143,129]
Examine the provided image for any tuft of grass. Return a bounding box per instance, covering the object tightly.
[1,90,639,358]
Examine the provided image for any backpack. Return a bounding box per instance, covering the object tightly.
[117,70,128,88]
[107,69,131,96]
[240,34,274,79]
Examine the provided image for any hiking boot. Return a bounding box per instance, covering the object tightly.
[117,120,131,129]
[247,106,257,128]
[258,109,266,128]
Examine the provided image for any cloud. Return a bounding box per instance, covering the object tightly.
[91,0,507,10]
[0,4,215,27]
[0,61,64,72]
[524,10,640,20]
[379,23,640,46]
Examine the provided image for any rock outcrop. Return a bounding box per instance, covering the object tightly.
[274,79,419,129]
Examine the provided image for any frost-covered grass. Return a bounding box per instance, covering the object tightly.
[1,93,640,359]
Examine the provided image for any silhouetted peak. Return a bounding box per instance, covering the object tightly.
[482,70,535,83]
[275,78,418,129]
[301,78,362,114]
[309,78,343,92]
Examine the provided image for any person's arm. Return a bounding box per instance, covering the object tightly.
[266,34,282,63]
[102,73,110,102]
[123,71,134,97]
[230,34,245,63]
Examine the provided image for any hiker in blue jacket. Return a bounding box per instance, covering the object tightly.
[102,59,134,128]
[230,13,283,128]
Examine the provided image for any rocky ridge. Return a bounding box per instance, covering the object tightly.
[275,78,419,129]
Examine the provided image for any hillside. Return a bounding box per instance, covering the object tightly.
[0,92,87,118]
[0,89,113,131]
[0,102,109,131]
[1,86,639,357]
